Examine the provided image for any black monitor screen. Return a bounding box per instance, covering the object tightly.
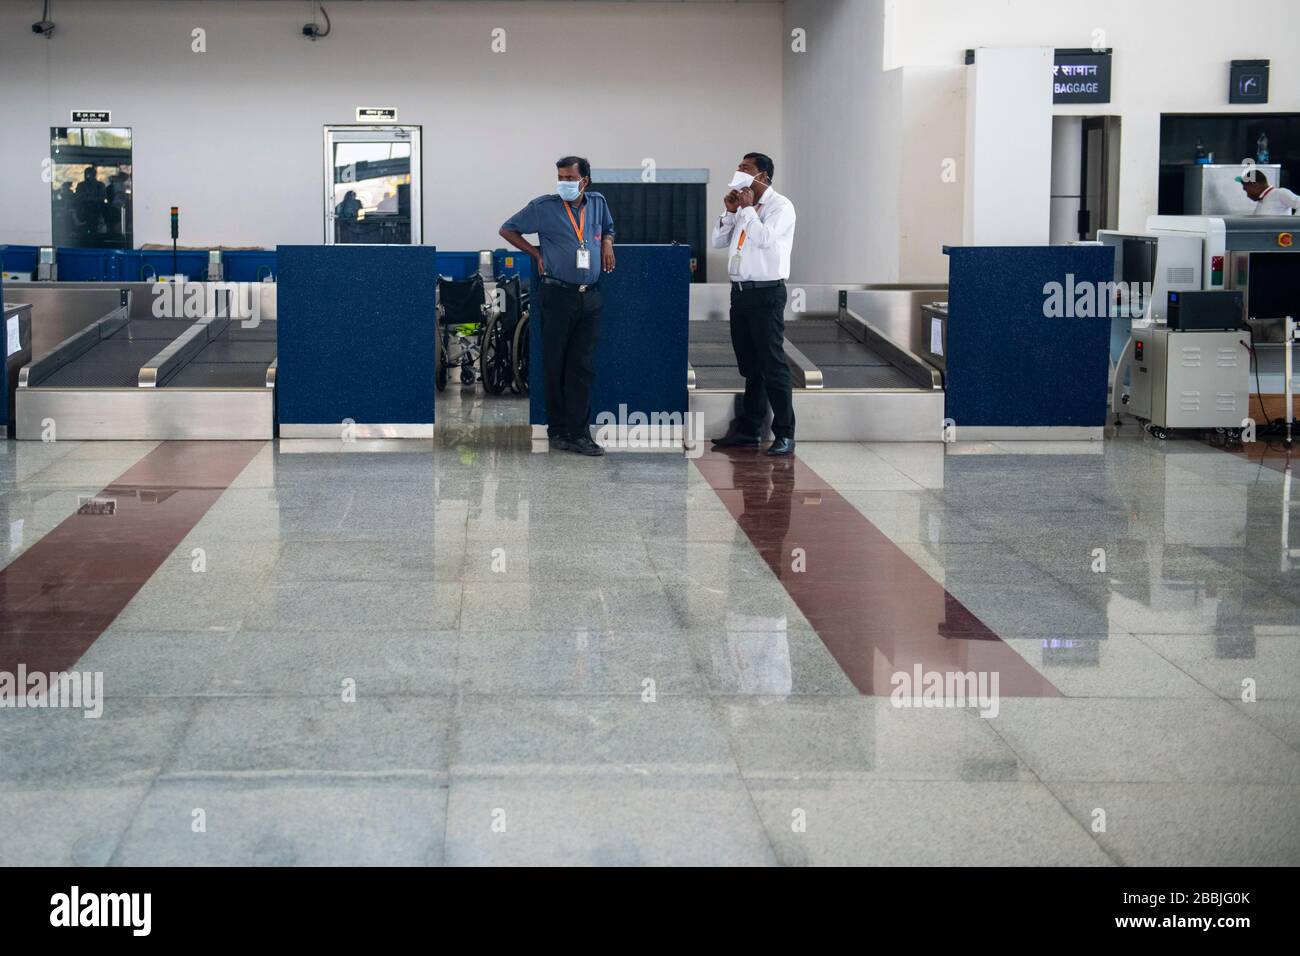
[1121,237,1157,286]
[1247,252,1300,319]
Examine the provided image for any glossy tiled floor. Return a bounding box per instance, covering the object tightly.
[1,390,1298,866]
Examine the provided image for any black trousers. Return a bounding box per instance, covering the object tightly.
[728,284,794,440]
[540,283,603,439]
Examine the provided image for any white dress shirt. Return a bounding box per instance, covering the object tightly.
[711,187,796,281]
[1252,186,1300,216]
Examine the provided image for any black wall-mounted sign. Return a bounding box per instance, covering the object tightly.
[1053,49,1111,104]
[1229,60,1269,104]
[356,107,397,122]
[70,109,110,124]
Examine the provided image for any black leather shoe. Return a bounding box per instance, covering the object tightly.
[549,435,577,452]
[571,435,606,457]
[765,437,795,456]
[712,432,761,448]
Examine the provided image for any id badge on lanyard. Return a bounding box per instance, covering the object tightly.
[563,199,591,271]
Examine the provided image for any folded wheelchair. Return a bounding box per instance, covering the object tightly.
[435,270,531,394]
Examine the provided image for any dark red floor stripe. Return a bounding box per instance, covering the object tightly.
[694,448,1061,697]
[0,441,264,674]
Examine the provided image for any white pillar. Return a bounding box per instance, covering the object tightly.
[963,46,1054,245]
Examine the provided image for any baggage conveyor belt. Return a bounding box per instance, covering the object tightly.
[781,315,921,390]
[688,313,938,392]
[164,320,277,388]
[687,293,945,441]
[15,291,276,440]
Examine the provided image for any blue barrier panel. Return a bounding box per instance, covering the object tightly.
[943,245,1113,430]
[131,249,211,281]
[493,249,534,282]
[118,250,145,281]
[529,243,691,431]
[2,243,519,284]
[0,245,39,276]
[435,251,480,280]
[55,248,117,281]
[277,245,439,433]
[222,250,277,282]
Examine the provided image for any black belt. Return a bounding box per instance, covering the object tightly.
[541,276,599,293]
[731,279,785,291]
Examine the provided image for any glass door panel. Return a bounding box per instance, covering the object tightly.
[323,126,421,244]
[50,126,133,249]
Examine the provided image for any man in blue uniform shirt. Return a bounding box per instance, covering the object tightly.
[500,156,615,456]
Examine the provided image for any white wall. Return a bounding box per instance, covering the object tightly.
[887,0,1300,279]
[783,0,901,283]
[0,0,783,278]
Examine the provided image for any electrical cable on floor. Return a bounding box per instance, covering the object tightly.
[1244,325,1300,453]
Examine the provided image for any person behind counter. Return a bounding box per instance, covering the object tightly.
[1237,169,1300,216]
[499,155,615,457]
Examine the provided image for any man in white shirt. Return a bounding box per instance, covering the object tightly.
[710,152,798,456]
[1237,170,1300,216]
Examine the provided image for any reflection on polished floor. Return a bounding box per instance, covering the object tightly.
[1,390,1299,866]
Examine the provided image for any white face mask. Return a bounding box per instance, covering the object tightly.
[728,171,756,190]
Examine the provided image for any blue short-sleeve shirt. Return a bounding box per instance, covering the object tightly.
[502,191,615,285]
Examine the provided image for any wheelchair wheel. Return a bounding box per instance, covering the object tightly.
[480,315,512,395]
[512,314,530,394]
[436,330,448,392]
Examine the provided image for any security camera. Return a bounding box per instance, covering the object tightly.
[32,20,55,37]
[301,1,330,40]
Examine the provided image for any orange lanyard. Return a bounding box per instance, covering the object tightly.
[736,203,764,251]
[562,199,587,247]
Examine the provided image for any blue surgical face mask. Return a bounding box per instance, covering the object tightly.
[556,180,582,202]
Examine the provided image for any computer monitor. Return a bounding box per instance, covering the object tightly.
[1121,237,1157,287]
[1246,252,1300,320]
[1120,237,1158,314]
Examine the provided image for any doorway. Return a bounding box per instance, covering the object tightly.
[1049,115,1120,242]
[323,125,422,244]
